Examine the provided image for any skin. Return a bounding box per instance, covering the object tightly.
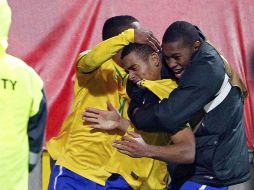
[83,45,196,163]
[162,39,200,79]
[113,22,161,68]
[122,51,161,82]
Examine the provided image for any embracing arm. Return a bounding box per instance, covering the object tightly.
[146,128,195,163]
[113,127,195,163]
[131,63,224,133]
[77,28,161,73]
[77,29,135,73]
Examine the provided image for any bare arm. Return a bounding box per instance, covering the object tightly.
[77,28,161,73]
[148,127,195,163]
[113,127,195,163]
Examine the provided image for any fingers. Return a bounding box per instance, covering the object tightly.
[135,28,161,52]
[82,111,100,123]
[83,117,98,124]
[90,124,105,129]
[146,34,161,52]
[127,131,141,138]
[107,101,115,111]
[83,111,99,119]
[106,101,119,115]
[113,140,134,152]
[117,149,133,157]
[85,107,101,114]
[121,136,136,143]
[113,140,139,158]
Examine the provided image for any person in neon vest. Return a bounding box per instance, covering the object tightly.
[0,1,47,189]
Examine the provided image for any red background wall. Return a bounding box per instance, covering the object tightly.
[7,0,254,148]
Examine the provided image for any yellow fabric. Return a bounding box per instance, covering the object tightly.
[77,29,135,73]
[0,54,43,190]
[140,79,178,100]
[42,151,51,190]
[46,29,169,189]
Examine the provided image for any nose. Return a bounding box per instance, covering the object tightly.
[166,58,177,69]
[128,72,140,83]
[128,72,136,81]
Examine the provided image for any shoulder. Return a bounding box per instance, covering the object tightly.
[6,54,43,85]
[179,43,226,95]
[185,43,225,82]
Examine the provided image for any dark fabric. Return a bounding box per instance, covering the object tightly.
[28,89,47,154]
[131,42,250,186]
[132,42,224,134]
[127,80,168,133]
[191,87,250,186]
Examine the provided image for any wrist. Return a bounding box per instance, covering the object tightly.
[145,144,154,158]
[118,118,130,132]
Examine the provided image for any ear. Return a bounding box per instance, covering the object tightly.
[193,40,201,52]
[149,52,160,67]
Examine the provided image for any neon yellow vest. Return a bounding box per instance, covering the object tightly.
[0,54,43,190]
[0,1,43,189]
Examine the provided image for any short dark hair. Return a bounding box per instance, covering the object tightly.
[162,21,200,47]
[102,15,139,40]
[121,43,156,62]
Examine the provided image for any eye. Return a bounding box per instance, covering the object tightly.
[133,66,138,71]
[163,55,170,61]
[173,55,181,60]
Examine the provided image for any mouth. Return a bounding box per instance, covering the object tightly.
[173,68,184,78]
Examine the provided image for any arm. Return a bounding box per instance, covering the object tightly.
[131,62,224,134]
[147,127,195,163]
[113,127,195,163]
[77,28,161,73]
[77,29,134,73]
[27,69,47,172]
[28,89,47,172]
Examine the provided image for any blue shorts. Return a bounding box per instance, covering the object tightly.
[48,165,133,190]
[179,181,228,190]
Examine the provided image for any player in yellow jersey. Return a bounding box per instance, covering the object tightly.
[83,43,196,189]
[47,16,170,190]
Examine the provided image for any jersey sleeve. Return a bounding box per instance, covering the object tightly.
[76,29,134,73]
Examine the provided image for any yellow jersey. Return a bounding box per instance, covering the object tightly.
[46,29,177,189]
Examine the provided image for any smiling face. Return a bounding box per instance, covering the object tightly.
[162,39,200,79]
[121,46,161,83]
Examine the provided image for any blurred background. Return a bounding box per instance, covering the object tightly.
[6,0,254,189]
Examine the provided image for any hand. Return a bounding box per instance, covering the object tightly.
[82,101,121,130]
[134,28,162,52]
[112,131,150,158]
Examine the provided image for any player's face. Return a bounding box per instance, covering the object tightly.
[162,40,194,79]
[122,51,161,83]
